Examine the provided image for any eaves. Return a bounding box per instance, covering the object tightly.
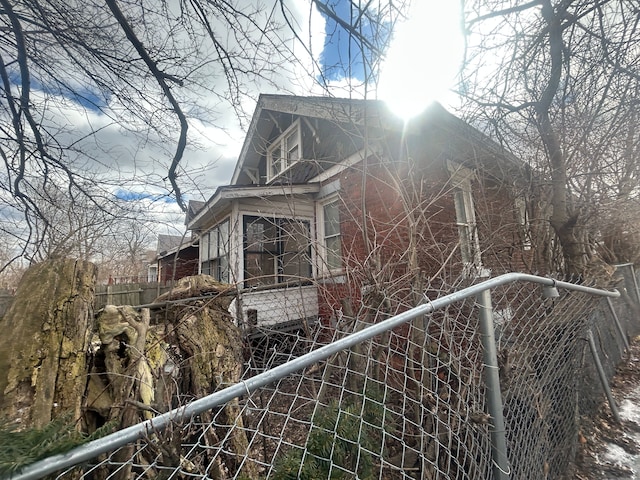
[187,183,321,231]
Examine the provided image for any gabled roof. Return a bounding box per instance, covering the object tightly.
[157,234,184,254]
[156,234,196,259]
[230,95,398,186]
[230,94,526,187]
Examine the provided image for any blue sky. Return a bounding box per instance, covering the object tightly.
[8,69,109,112]
[115,189,176,204]
[318,0,387,82]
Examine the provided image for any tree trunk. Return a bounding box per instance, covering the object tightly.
[537,1,595,279]
[0,268,255,477]
[0,258,97,428]
[86,275,258,478]
[169,288,259,479]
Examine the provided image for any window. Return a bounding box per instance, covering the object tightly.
[147,264,158,283]
[322,199,343,272]
[448,161,484,277]
[515,195,532,250]
[200,220,230,282]
[243,215,311,287]
[267,120,301,181]
[454,188,481,268]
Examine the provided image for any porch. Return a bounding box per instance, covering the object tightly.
[229,282,319,334]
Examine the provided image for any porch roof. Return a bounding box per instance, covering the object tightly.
[187,183,320,231]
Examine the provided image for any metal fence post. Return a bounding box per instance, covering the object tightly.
[587,328,622,424]
[606,297,630,354]
[477,288,511,480]
[615,263,640,305]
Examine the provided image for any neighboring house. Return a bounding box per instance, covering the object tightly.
[153,233,199,284]
[186,95,532,332]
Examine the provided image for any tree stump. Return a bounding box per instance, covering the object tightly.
[160,275,259,479]
[85,275,258,478]
[0,258,97,428]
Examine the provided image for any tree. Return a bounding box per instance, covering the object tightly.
[460,0,640,277]
[12,176,157,275]
[0,0,303,268]
[27,181,118,262]
[0,0,411,271]
[0,258,96,429]
[93,216,157,283]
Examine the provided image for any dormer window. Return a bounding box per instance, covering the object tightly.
[267,120,301,181]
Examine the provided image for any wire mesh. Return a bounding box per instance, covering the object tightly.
[16,273,640,480]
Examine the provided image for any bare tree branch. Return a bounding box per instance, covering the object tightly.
[105,0,188,212]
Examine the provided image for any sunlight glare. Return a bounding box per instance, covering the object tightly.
[379,1,464,120]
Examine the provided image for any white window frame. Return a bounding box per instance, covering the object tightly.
[242,214,312,287]
[448,161,487,278]
[317,196,343,275]
[267,119,301,182]
[515,195,532,250]
[200,219,230,282]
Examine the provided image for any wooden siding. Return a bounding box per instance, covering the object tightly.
[229,284,318,328]
[94,283,174,310]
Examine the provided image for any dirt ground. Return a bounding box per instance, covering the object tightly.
[574,337,640,479]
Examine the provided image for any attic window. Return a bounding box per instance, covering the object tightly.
[267,120,301,181]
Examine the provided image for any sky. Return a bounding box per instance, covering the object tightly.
[2,0,466,246]
[377,1,464,118]
[319,1,464,118]
[191,0,465,193]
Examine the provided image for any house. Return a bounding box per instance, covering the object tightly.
[186,95,531,332]
[153,233,200,285]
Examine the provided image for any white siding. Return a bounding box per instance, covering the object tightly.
[229,285,318,328]
[238,198,315,219]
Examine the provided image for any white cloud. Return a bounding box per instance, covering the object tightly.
[4,0,414,250]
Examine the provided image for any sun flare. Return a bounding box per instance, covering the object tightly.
[379,1,464,120]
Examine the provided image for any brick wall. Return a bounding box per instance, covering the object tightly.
[158,246,200,284]
[316,153,531,324]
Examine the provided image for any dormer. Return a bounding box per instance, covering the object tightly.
[231,94,395,188]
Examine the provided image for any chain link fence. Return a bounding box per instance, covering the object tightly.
[9,270,640,480]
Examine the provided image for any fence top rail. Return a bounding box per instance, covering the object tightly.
[9,273,619,480]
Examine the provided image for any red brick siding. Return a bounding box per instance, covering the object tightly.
[316,155,530,324]
[158,247,199,284]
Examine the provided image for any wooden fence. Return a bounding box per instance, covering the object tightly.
[94,283,173,310]
[0,283,176,318]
